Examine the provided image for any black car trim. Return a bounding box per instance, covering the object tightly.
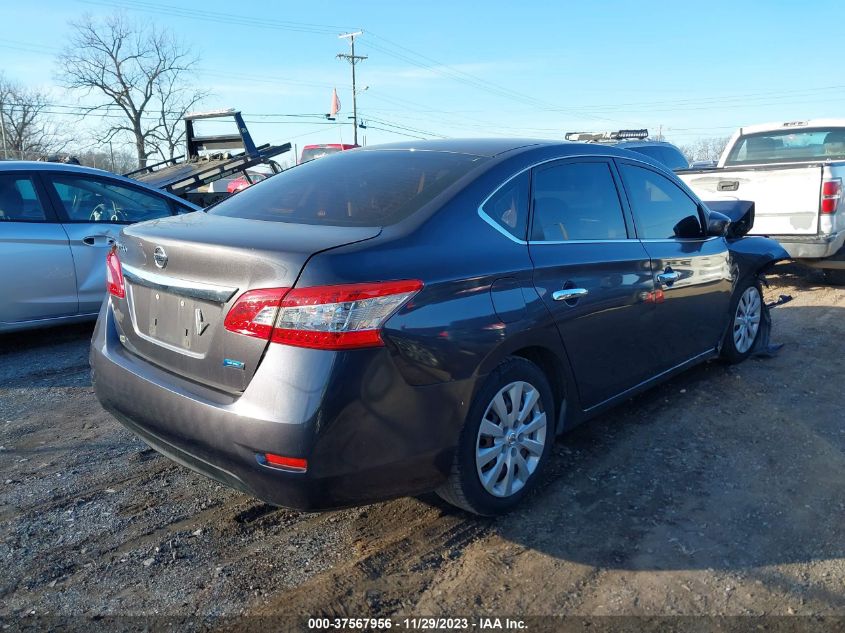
[583,348,717,415]
[478,153,678,244]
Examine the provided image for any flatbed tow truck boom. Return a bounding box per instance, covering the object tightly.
[124,108,290,206]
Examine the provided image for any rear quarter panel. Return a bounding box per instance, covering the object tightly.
[294,155,576,401]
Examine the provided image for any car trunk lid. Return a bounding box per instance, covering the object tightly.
[113,212,380,393]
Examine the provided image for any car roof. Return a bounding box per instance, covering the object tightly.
[0,160,201,209]
[358,138,647,159]
[613,140,683,150]
[1,160,130,176]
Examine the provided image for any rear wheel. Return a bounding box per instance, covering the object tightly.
[437,357,554,515]
[721,278,764,363]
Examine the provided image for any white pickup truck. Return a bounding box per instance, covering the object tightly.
[678,119,845,284]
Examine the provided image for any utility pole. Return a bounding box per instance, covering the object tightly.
[337,31,367,146]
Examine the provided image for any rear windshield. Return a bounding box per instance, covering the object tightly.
[210,149,487,226]
[724,127,845,166]
[300,146,343,163]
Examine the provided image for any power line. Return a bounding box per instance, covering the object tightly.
[76,0,354,35]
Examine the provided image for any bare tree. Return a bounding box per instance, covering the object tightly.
[72,147,137,173]
[678,137,731,164]
[147,72,206,161]
[56,13,205,167]
[0,74,66,160]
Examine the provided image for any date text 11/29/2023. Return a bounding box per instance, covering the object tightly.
[307,617,528,630]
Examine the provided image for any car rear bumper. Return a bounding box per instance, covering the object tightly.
[90,302,476,511]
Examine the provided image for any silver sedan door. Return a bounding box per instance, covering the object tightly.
[0,173,78,326]
[44,174,176,314]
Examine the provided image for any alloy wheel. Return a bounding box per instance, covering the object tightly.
[733,286,762,354]
[475,380,547,498]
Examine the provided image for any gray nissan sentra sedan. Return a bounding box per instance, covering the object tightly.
[91,139,788,515]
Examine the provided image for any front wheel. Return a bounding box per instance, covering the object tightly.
[436,357,554,516]
[721,278,764,363]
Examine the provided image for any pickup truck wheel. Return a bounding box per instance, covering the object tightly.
[721,279,763,363]
[436,357,554,516]
[823,269,845,286]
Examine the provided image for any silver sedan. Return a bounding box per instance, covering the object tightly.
[0,161,200,332]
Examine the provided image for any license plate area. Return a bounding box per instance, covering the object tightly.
[128,283,221,354]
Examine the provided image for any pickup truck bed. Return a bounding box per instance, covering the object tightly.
[679,161,845,262]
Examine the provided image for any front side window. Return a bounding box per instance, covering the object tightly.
[481,171,529,240]
[618,164,703,239]
[49,176,172,223]
[0,175,48,222]
[530,161,628,241]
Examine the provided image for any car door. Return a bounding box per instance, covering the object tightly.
[528,158,659,410]
[44,173,177,314]
[0,172,78,325]
[616,159,733,368]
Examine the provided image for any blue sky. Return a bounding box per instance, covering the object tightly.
[3,0,845,162]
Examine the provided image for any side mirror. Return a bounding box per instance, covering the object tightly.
[705,210,731,237]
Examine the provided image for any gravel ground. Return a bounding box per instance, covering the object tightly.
[1,265,844,627]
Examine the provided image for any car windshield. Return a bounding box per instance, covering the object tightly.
[209,149,487,226]
[724,127,845,165]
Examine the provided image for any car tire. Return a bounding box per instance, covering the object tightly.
[436,357,555,516]
[721,278,764,364]
[823,269,845,286]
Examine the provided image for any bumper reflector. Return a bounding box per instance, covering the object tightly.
[262,453,308,472]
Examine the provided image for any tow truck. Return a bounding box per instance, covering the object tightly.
[565,129,689,171]
[125,109,290,207]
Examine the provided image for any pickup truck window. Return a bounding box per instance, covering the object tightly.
[725,127,845,166]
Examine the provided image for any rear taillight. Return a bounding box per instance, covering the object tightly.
[106,247,125,298]
[224,280,423,350]
[223,288,290,339]
[822,178,842,214]
[261,453,307,472]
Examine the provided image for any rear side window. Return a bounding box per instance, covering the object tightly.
[211,150,487,226]
[618,164,703,239]
[530,161,628,241]
[49,176,173,223]
[481,171,529,240]
[0,175,48,222]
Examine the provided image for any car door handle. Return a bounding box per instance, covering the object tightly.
[82,235,116,247]
[552,288,589,301]
[657,271,681,284]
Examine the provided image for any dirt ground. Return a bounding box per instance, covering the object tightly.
[1,265,844,627]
